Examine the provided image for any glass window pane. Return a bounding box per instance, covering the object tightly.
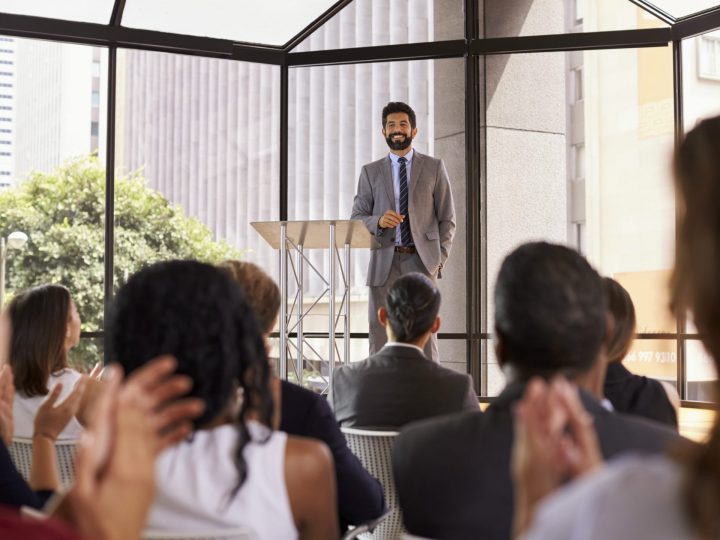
[115,49,279,292]
[288,58,467,354]
[485,45,675,337]
[0,0,114,24]
[293,0,463,52]
[622,338,677,386]
[683,31,720,127]
[479,0,668,38]
[686,339,718,401]
[0,36,107,332]
[646,1,720,18]
[122,0,341,46]
[70,337,104,373]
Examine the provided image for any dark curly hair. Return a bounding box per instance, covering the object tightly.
[108,260,273,489]
[385,272,440,343]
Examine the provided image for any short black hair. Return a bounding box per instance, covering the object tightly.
[109,260,272,488]
[385,272,440,343]
[382,102,417,130]
[494,242,606,378]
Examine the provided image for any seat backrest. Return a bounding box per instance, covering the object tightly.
[141,529,257,540]
[9,438,78,490]
[341,427,403,540]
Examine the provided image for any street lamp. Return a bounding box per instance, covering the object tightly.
[0,231,28,307]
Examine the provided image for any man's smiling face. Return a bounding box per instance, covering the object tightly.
[383,112,417,151]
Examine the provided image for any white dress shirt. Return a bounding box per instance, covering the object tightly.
[388,149,414,246]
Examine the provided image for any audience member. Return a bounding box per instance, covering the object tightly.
[9,284,87,440]
[392,242,683,540]
[602,277,679,428]
[514,115,720,540]
[221,260,386,532]
[331,272,477,429]
[110,260,338,539]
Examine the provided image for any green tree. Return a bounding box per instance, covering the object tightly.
[0,155,241,370]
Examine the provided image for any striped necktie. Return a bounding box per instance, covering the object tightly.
[398,157,412,246]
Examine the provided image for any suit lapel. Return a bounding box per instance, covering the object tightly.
[409,151,425,205]
[381,157,396,210]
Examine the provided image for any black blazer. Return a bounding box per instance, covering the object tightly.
[279,380,386,530]
[604,362,678,428]
[0,439,50,510]
[393,382,685,540]
[330,344,478,429]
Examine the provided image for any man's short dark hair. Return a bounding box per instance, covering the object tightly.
[382,102,417,130]
[493,241,606,378]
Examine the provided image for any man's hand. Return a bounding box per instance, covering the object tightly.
[378,210,404,229]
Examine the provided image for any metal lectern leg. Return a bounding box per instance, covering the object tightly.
[328,223,336,380]
[279,223,288,381]
[296,244,304,385]
[344,242,351,364]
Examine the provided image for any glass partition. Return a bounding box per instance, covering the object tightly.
[288,57,467,371]
[115,49,280,291]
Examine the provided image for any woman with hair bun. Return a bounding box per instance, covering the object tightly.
[331,272,477,429]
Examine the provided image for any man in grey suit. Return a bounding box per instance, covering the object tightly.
[331,273,477,429]
[351,102,456,361]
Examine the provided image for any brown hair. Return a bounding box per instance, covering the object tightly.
[220,260,280,334]
[9,284,72,397]
[672,116,720,539]
[603,277,636,364]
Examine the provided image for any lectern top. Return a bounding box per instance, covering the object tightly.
[252,219,379,250]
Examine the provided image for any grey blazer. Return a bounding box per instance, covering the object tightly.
[350,151,456,286]
[330,345,478,429]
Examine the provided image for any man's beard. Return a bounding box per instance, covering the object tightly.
[385,132,413,151]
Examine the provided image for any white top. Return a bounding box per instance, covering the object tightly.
[522,455,693,540]
[13,368,84,440]
[147,421,297,539]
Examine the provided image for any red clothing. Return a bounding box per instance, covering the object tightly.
[0,506,81,540]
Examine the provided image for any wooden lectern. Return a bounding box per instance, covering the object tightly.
[252,220,377,391]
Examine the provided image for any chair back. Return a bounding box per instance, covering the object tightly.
[9,437,78,489]
[141,529,257,540]
[341,427,403,540]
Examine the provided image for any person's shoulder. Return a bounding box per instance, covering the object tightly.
[398,409,483,446]
[596,405,686,453]
[363,155,389,170]
[285,435,333,479]
[525,455,683,540]
[281,379,320,405]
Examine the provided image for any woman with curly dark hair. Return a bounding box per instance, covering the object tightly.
[110,260,337,539]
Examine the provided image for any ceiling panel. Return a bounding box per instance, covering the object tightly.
[122,0,342,46]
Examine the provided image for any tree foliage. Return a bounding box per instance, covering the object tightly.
[0,156,241,370]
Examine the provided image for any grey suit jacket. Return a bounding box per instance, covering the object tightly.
[350,151,456,286]
[330,345,478,429]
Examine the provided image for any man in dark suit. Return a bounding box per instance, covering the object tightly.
[331,272,477,429]
[393,242,684,540]
[221,260,386,532]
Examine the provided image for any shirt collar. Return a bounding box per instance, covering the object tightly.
[388,149,414,164]
[382,341,425,354]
